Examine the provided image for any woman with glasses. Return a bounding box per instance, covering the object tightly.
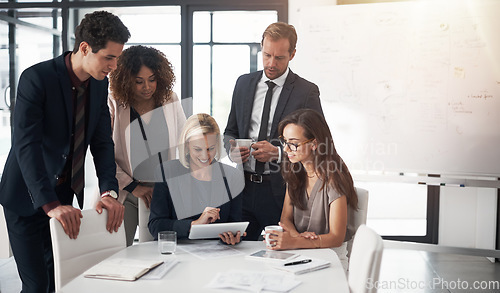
[268,109,358,271]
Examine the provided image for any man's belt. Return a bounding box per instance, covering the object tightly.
[244,172,271,184]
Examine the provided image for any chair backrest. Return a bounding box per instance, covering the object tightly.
[138,198,154,242]
[49,209,126,292]
[348,225,384,293]
[347,187,369,258]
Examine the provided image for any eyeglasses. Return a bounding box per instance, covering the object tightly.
[279,136,314,152]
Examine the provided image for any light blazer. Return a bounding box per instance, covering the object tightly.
[109,92,186,203]
[0,52,118,216]
[223,69,323,205]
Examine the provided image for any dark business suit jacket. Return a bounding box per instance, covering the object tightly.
[0,52,118,217]
[223,69,323,205]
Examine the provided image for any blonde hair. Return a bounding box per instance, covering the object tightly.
[178,113,221,168]
[261,22,297,55]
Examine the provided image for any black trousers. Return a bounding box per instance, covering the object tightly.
[3,182,73,293]
[4,207,54,293]
[241,178,283,240]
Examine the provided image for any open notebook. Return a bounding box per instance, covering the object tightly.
[84,258,164,281]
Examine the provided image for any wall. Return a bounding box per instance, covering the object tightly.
[288,0,498,250]
[440,186,497,250]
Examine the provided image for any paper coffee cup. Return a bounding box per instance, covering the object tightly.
[235,138,253,149]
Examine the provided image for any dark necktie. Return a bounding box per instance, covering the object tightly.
[255,81,276,175]
[71,85,85,208]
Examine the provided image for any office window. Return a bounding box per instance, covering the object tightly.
[192,11,277,128]
[120,7,181,96]
[0,8,59,175]
[17,8,61,29]
[16,10,58,77]
[193,45,211,113]
[121,7,181,43]
[0,21,9,174]
[211,11,276,43]
[211,45,249,128]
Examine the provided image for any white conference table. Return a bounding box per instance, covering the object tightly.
[61,240,349,293]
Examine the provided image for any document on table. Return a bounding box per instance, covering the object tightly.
[206,270,301,292]
[141,259,179,280]
[83,258,164,281]
[179,241,244,259]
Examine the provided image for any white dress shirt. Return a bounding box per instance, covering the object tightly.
[246,68,289,174]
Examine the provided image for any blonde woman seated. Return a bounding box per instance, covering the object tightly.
[148,113,245,245]
[267,109,358,271]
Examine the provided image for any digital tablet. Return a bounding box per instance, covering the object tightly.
[246,250,300,263]
[188,222,249,240]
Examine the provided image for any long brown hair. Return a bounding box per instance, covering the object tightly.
[278,109,358,210]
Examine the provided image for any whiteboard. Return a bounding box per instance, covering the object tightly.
[293,0,500,177]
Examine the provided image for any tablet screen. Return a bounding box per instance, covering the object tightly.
[188,222,249,239]
[247,250,299,262]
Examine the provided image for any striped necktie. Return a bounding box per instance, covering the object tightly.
[71,85,85,208]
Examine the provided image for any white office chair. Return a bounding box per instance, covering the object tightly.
[49,209,126,292]
[348,225,384,293]
[347,187,369,259]
[138,198,154,242]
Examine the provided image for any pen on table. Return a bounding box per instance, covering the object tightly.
[284,259,312,266]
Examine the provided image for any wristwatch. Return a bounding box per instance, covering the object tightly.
[101,190,118,199]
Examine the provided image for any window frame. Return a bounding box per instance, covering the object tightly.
[0,0,287,118]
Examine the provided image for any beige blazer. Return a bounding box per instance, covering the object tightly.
[109,92,186,204]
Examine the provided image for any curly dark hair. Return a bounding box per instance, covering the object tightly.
[73,10,130,53]
[109,45,175,107]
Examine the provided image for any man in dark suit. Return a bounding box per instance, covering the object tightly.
[224,22,324,240]
[0,11,130,292]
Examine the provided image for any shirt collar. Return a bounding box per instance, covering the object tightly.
[260,67,289,87]
[64,52,89,89]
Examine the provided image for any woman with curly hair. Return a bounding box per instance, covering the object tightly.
[108,45,186,246]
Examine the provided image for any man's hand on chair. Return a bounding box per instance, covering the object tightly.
[48,206,83,239]
[96,197,125,233]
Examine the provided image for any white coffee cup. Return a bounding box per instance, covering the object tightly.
[264,225,283,248]
[235,138,253,149]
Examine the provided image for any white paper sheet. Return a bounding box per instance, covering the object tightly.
[206,270,302,292]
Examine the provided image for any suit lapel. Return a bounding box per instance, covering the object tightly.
[270,70,296,138]
[56,54,74,139]
[242,71,262,137]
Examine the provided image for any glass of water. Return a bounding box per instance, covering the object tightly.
[158,231,177,254]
